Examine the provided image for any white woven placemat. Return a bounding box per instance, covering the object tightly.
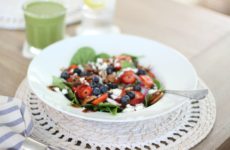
[0,0,82,30]
[15,78,216,150]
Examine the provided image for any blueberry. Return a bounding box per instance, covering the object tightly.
[80,71,91,77]
[73,68,82,75]
[93,76,100,83]
[60,71,69,80]
[93,87,101,96]
[121,95,130,105]
[90,83,102,88]
[100,85,109,93]
[106,66,114,74]
[107,83,118,89]
[137,69,146,75]
[126,91,135,99]
[133,84,141,91]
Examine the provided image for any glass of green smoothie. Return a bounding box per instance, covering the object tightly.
[23,0,66,54]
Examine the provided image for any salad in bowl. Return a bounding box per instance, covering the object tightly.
[27,34,198,122]
[49,47,164,115]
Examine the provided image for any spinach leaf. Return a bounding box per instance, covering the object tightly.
[98,103,119,115]
[67,88,79,104]
[110,107,118,115]
[52,76,79,104]
[83,103,119,115]
[70,47,96,65]
[52,76,66,90]
[95,53,110,60]
[121,60,135,69]
[98,102,118,108]
[153,79,164,90]
[121,53,143,66]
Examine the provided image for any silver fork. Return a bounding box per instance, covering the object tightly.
[164,89,209,100]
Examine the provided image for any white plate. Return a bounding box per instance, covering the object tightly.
[27,34,198,122]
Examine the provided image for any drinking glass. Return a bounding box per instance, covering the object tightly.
[77,0,120,35]
[23,0,66,56]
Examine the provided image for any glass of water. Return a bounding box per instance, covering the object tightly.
[77,0,120,35]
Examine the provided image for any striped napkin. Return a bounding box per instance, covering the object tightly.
[0,96,33,150]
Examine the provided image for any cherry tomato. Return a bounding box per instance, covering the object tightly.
[129,91,145,105]
[72,86,79,94]
[139,75,154,88]
[129,98,143,106]
[134,91,145,100]
[67,64,78,74]
[120,71,136,84]
[92,93,108,105]
[76,85,92,99]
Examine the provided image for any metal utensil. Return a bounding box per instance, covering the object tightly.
[164,89,208,100]
[22,137,64,150]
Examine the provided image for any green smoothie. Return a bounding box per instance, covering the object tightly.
[24,1,66,49]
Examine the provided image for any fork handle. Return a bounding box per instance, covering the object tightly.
[164,89,208,100]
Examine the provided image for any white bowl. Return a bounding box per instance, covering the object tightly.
[27,34,198,122]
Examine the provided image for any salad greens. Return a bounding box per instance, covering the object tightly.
[50,46,164,115]
[153,79,164,91]
[52,76,79,104]
[70,47,96,65]
[95,53,110,59]
[121,60,135,69]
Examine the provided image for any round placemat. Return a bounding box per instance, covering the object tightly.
[0,0,82,30]
[15,78,216,150]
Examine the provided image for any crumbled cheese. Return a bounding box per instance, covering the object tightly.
[117,67,138,77]
[54,87,60,92]
[89,62,97,70]
[148,89,157,95]
[97,62,108,70]
[134,103,145,111]
[62,89,68,95]
[97,58,103,64]
[78,65,84,71]
[79,77,89,85]
[114,62,120,68]
[79,77,85,83]
[107,98,121,106]
[123,104,135,112]
[110,89,122,99]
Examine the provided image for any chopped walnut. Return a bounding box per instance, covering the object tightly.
[81,96,97,105]
[150,91,164,105]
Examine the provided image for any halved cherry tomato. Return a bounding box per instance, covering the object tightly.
[129,91,145,105]
[139,75,154,88]
[134,91,145,100]
[72,86,78,93]
[129,98,143,106]
[120,71,136,84]
[67,64,78,74]
[67,77,74,82]
[92,93,108,105]
[76,85,92,99]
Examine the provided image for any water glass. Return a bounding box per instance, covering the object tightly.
[77,0,120,35]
